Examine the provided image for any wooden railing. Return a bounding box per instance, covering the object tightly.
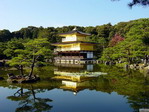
[54,56,84,60]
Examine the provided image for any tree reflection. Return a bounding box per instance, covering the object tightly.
[7,85,53,112]
[3,64,149,112]
[84,65,149,112]
[127,90,149,112]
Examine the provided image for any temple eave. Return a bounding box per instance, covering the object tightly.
[55,50,95,53]
[51,41,98,46]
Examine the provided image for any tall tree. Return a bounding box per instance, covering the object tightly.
[7,38,52,78]
[0,30,12,42]
[3,39,25,58]
[109,34,124,47]
[0,42,6,59]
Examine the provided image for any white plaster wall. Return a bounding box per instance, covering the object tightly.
[62,35,77,42]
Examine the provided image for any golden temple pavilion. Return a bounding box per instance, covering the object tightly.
[52,27,97,64]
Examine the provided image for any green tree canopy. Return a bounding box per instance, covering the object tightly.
[0,29,12,42]
[7,38,52,77]
[101,18,149,64]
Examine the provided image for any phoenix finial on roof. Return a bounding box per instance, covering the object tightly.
[73,27,77,31]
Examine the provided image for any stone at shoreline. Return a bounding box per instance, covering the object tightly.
[0,60,8,67]
[7,74,40,83]
[130,64,148,70]
[143,66,149,74]
[138,64,147,69]
[129,63,149,75]
[0,62,3,67]
[139,109,149,112]
[0,77,4,80]
[129,64,139,70]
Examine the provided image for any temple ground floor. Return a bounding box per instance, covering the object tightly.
[54,51,99,64]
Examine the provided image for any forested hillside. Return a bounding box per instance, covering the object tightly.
[101,18,149,65]
[0,18,149,65]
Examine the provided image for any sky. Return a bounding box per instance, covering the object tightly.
[0,0,149,32]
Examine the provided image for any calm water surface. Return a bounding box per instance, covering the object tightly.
[0,64,148,112]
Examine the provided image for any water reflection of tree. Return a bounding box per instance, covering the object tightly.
[3,64,149,112]
[127,90,149,112]
[94,65,149,112]
[7,85,53,112]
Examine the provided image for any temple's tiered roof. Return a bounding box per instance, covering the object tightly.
[59,27,91,37]
[52,41,97,46]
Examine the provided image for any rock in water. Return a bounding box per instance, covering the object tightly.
[0,77,4,80]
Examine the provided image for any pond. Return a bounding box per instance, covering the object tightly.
[0,64,149,112]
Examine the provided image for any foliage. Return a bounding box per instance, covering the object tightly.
[7,38,52,77]
[109,34,124,47]
[12,26,39,39]
[0,42,6,59]
[101,18,149,64]
[0,29,12,42]
[3,38,25,58]
[128,0,149,7]
[112,0,149,7]
[0,18,149,64]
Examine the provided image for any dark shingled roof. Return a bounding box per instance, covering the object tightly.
[59,28,91,36]
[52,41,98,46]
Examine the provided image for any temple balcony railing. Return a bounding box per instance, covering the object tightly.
[62,38,67,42]
[54,48,61,52]
[54,48,80,52]
[54,56,84,60]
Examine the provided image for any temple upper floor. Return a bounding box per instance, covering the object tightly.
[59,27,91,42]
[54,43,94,52]
[62,35,87,42]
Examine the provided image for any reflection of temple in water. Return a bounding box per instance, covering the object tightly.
[54,63,94,72]
[53,64,107,95]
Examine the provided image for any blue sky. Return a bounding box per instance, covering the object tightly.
[0,0,149,31]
